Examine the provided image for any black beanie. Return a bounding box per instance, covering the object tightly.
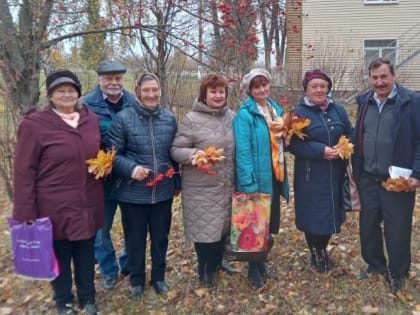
[46,69,82,97]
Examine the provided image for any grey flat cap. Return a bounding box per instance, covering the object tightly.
[96,61,127,75]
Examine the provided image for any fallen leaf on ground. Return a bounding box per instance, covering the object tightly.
[194,288,208,297]
[361,304,380,314]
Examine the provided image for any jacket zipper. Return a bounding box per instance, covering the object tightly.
[149,115,157,203]
[319,110,337,233]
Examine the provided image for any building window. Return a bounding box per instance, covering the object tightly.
[364,39,398,66]
[364,0,399,4]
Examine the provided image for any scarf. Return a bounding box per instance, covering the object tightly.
[257,103,285,182]
[303,96,333,112]
[52,108,80,128]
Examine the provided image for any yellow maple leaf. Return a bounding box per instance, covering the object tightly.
[86,147,116,180]
[336,135,354,160]
[287,116,311,140]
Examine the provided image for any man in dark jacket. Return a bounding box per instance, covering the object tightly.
[353,57,420,294]
[82,61,136,290]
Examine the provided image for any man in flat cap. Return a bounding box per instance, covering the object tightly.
[83,60,136,290]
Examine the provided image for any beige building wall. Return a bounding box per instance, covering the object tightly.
[285,0,303,91]
[300,0,420,93]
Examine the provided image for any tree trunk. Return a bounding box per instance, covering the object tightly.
[0,0,53,110]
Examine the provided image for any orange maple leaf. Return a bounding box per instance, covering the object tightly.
[382,177,411,192]
[287,116,311,140]
[268,111,310,141]
[86,148,116,180]
[336,135,354,160]
[191,145,225,166]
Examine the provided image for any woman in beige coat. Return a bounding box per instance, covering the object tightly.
[171,74,235,288]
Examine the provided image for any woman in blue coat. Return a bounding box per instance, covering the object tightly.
[234,68,289,288]
[288,69,353,273]
[105,73,178,298]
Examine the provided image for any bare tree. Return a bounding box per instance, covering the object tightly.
[0,0,150,200]
[258,0,287,70]
[135,0,182,108]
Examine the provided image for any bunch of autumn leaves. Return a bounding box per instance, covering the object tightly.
[84,146,223,186]
[84,111,407,191]
[271,111,409,192]
[269,110,353,158]
[85,148,176,187]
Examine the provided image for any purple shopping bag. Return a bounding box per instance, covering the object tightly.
[8,217,59,281]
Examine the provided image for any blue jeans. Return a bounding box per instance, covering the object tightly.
[94,195,129,277]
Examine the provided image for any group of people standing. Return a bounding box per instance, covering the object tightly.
[12,57,420,314]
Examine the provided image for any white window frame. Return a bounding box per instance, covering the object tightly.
[363,38,399,70]
[364,0,399,4]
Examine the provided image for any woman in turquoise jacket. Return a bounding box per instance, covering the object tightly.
[233,68,289,288]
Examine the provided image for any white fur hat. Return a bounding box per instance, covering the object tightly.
[240,68,272,95]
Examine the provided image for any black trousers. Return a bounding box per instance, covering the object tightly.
[120,199,173,287]
[270,177,283,234]
[359,173,414,277]
[51,237,95,308]
[194,239,224,277]
[305,233,331,252]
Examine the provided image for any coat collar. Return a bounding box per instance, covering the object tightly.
[27,106,90,131]
[133,101,163,117]
[192,99,228,115]
[359,83,410,109]
[242,96,283,116]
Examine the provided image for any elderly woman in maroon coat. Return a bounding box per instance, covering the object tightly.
[13,70,104,315]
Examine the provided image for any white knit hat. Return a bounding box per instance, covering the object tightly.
[240,68,272,95]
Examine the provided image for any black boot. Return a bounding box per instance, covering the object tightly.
[310,247,325,273]
[248,262,264,288]
[197,261,205,283]
[195,243,206,283]
[202,271,216,288]
[199,260,217,288]
[310,247,334,273]
[258,261,278,280]
[319,249,335,272]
